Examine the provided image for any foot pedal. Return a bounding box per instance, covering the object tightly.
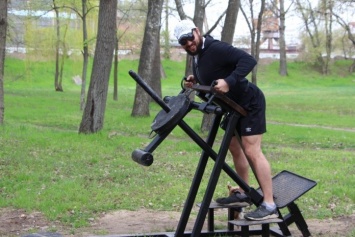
[197,202,248,231]
[258,170,317,208]
[229,217,283,226]
[206,201,250,208]
[230,218,284,236]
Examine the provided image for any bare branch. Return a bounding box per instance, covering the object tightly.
[205,10,227,35]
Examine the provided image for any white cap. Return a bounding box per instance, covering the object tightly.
[174,19,197,40]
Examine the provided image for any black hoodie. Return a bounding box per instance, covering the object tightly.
[193,35,259,109]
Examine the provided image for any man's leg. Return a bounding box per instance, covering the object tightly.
[229,136,249,185]
[241,134,273,204]
[214,136,252,206]
[242,134,278,220]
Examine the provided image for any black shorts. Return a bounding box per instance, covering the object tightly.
[236,86,266,136]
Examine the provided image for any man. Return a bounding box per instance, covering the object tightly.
[174,19,277,221]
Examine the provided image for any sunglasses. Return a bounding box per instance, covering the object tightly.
[178,30,195,46]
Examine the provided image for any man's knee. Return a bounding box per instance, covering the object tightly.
[243,146,254,160]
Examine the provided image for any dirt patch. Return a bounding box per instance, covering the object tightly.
[1,208,354,237]
[0,208,65,237]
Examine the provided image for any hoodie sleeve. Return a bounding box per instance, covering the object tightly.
[217,43,257,88]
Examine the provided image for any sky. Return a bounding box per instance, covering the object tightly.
[10,0,353,48]
[166,0,352,46]
[166,0,304,45]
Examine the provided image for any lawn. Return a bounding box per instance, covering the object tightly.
[0,57,354,233]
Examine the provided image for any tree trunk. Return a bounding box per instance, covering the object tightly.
[240,0,265,85]
[193,0,205,30]
[58,21,69,92]
[278,0,288,76]
[0,0,7,125]
[202,0,240,132]
[295,0,325,73]
[131,0,163,117]
[173,0,195,88]
[193,0,215,133]
[174,0,187,20]
[53,1,61,91]
[323,0,333,75]
[163,0,170,60]
[80,0,89,110]
[78,0,117,133]
[113,35,118,101]
[350,59,355,73]
[221,0,240,44]
[251,0,265,85]
[333,9,355,73]
[151,39,162,100]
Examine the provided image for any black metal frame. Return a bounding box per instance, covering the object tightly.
[127,71,314,237]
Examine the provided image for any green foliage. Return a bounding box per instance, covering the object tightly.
[1,58,354,230]
[9,1,98,61]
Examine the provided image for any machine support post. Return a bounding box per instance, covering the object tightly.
[191,111,239,236]
[175,114,222,236]
[178,120,262,204]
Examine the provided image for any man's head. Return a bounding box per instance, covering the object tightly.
[174,19,202,56]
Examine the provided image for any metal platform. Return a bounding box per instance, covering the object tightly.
[258,170,317,208]
[258,170,317,236]
[197,170,317,237]
[229,218,283,237]
[197,201,247,231]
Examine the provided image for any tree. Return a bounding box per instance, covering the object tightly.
[295,0,330,74]
[0,0,7,125]
[278,0,288,76]
[202,0,240,132]
[194,0,212,132]
[333,2,355,72]
[320,0,334,75]
[174,0,187,20]
[79,0,90,109]
[78,0,117,133]
[53,0,69,92]
[53,0,62,91]
[62,0,99,110]
[151,37,163,100]
[131,0,163,117]
[269,0,293,76]
[113,2,132,101]
[240,0,265,85]
[193,0,205,30]
[163,0,171,60]
[221,0,240,44]
[137,1,163,101]
[174,0,195,78]
[192,0,205,80]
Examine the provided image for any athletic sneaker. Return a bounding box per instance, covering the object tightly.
[215,191,252,206]
[244,205,279,220]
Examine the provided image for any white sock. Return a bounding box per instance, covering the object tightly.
[262,201,276,211]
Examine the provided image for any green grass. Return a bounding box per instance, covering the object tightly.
[1,57,354,233]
